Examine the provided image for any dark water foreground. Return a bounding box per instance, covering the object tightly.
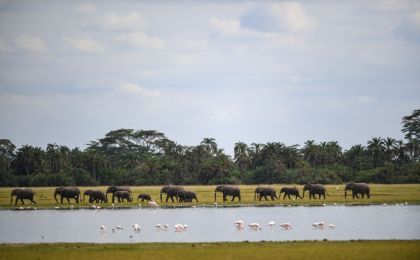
[0,205,419,243]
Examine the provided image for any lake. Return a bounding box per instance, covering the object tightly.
[0,205,419,243]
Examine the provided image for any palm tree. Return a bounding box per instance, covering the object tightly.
[234,142,251,182]
[367,137,385,167]
[384,137,397,161]
[302,140,320,166]
[200,138,218,156]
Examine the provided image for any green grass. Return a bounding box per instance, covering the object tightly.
[0,241,419,260]
[1,184,420,209]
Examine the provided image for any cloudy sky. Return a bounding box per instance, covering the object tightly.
[0,0,419,154]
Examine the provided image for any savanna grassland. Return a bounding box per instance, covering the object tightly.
[1,184,420,209]
[0,241,419,260]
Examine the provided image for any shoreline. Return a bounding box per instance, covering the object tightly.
[1,201,418,210]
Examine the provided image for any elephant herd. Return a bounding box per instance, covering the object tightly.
[8,183,371,205]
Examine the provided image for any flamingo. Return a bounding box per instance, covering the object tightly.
[100,225,107,233]
[174,224,187,232]
[279,223,292,230]
[155,224,163,231]
[132,224,141,233]
[248,223,261,231]
[328,224,335,229]
[163,224,169,231]
[234,220,245,230]
[267,221,276,230]
[149,201,158,207]
[116,225,123,230]
[312,222,325,230]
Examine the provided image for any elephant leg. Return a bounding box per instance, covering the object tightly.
[361,193,365,199]
[66,197,71,204]
[288,194,291,199]
[367,192,370,199]
[61,197,64,204]
[30,198,36,204]
[20,198,25,205]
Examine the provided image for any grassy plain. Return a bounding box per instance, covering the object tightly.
[1,184,419,209]
[0,241,419,260]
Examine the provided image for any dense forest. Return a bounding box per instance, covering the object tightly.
[0,109,419,187]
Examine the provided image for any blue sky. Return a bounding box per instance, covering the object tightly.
[0,0,419,155]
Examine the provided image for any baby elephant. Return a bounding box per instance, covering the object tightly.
[84,190,108,203]
[113,191,133,203]
[137,194,152,202]
[280,187,302,200]
[178,190,198,203]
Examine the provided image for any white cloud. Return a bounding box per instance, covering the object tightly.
[210,18,241,34]
[102,12,146,30]
[119,32,165,49]
[241,2,317,33]
[74,3,96,14]
[14,34,48,53]
[63,37,105,53]
[117,82,162,97]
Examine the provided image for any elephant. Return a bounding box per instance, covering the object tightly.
[345,182,370,199]
[54,186,81,204]
[214,185,241,202]
[84,190,107,203]
[160,186,184,202]
[178,190,198,203]
[106,186,131,203]
[10,188,36,205]
[113,191,133,202]
[280,187,302,199]
[137,194,152,202]
[254,187,277,201]
[303,183,327,199]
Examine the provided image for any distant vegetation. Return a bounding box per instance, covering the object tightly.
[0,109,419,187]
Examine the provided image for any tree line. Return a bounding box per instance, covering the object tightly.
[0,109,419,187]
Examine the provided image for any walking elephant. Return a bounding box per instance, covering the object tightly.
[84,190,107,203]
[178,190,198,203]
[160,186,184,202]
[214,185,241,202]
[137,194,152,202]
[345,182,370,199]
[303,183,327,199]
[280,187,302,200]
[10,188,36,205]
[113,191,133,202]
[54,187,81,204]
[254,187,277,201]
[106,186,131,203]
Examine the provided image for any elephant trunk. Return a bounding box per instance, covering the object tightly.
[254,192,256,201]
[160,193,163,202]
[214,192,216,202]
[345,190,347,198]
[302,190,305,199]
[10,195,13,205]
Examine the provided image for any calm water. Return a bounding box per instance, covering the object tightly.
[0,205,419,243]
